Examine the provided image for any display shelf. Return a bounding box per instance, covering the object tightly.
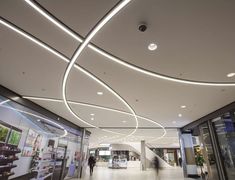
[31,149,55,180]
[0,157,18,165]
[42,151,55,155]
[0,144,20,180]
[0,149,21,155]
[0,164,17,169]
[0,164,17,173]
[35,159,53,163]
[0,172,15,178]
[40,172,53,179]
[33,167,52,173]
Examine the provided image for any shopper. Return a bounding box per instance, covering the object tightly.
[88,155,96,176]
[153,156,160,179]
[178,157,182,167]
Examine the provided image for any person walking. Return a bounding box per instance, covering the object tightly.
[178,157,182,167]
[88,155,96,176]
[153,156,160,179]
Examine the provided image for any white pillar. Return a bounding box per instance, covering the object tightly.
[181,133,198,177]
[141,140,147,171]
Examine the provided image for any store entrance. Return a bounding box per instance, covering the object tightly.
[198,123,219,180]
[53,144,68,180]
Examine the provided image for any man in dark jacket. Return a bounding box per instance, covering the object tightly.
[153,156,160,179]
[88,156,96,176]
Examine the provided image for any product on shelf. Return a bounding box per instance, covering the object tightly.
[0,122,22,180]
[0,144,21,180]
[31,147,55,180]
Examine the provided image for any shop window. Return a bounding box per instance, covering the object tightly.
[198,123,219,180]
[0,96,83,180]
[212,112,235,180]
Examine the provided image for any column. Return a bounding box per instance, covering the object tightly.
[181,133,198,177]
[78,128,86,178]
[141,140,147,171]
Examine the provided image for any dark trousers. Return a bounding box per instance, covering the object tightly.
[89,164,94,175]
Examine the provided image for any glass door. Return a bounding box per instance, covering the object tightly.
[199,123,219,180]
[212,113,235,180]
[53,139,68,180]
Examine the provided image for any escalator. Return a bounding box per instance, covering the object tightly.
[124,142,172,168]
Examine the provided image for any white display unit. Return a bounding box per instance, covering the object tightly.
[108,158,127,169]
[32,150,55,180]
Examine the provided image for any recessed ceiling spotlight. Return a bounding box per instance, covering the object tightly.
[91,117,94,121]
[148,43,157,51]
[181,105,186,109]
[227,73,235,78]
[178,114,182,117]
[90,113,95,116]
[97,92,103,95]
[122,120,127,123]
[37,119,41,122]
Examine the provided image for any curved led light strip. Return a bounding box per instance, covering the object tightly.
[0,17,137,136]
[0,100,11,105]
[0,104,67,137]
[61,0,138,138]
[24,0,235,87]
[22,96,166,140]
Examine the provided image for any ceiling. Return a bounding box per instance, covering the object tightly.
[1,0,235,146]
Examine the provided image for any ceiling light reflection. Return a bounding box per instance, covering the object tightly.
[0,104,67,137]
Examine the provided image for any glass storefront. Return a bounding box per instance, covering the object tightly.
[199,123,219,180]
[212,113,235,180]
[184,106,235,180]
[0,95,86,180]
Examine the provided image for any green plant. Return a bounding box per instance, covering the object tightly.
[195,153,205,178]
[195,153,204,167]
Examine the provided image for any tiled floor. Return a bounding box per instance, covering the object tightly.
[72,167,194,180]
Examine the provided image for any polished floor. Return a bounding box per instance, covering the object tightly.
[72,167,194,180]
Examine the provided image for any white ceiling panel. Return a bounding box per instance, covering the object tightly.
[1,0,235,145]
[0,0,78,57]
[92,0,235,82]
[37,0,119,37]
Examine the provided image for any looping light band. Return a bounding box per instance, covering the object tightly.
[0,17,138,137]
[24,0,235,86]
[61,0,138,138]
[22,96,166,141]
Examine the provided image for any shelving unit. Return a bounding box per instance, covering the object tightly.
[0,121,22,180]
[0,143,21,180]
[31,150,55,180]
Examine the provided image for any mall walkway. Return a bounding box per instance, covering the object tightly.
[73,167,194,180]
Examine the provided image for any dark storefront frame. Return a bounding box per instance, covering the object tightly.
[181,101,235,180]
